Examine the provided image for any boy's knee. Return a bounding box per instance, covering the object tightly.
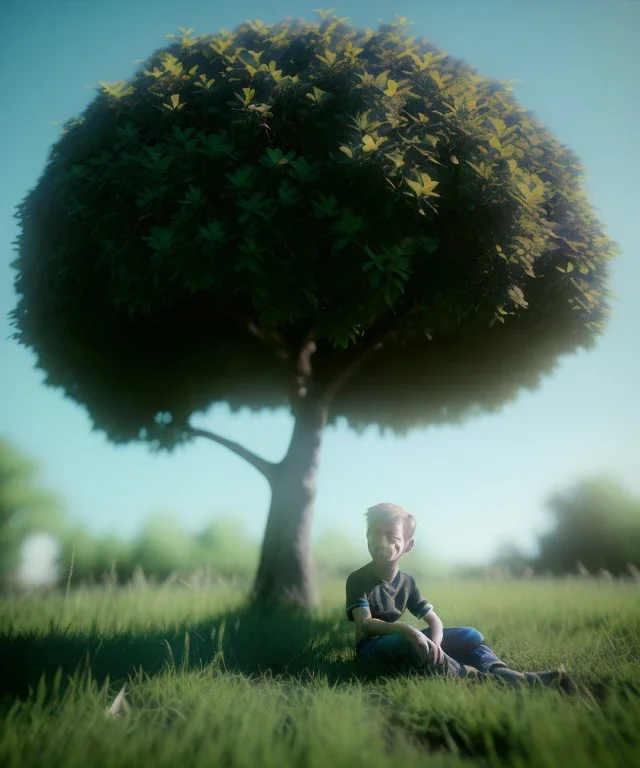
[466,627,484,645]
[396,634,423,666]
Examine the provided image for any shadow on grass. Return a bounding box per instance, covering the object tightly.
[2,599,638,720]
[0,602,387,702]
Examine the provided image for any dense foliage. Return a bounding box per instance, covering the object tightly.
[10,12,618,451]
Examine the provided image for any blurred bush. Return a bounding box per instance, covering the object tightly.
[0,437,66,589]
[535,475,640,576]
[482,476,640,579]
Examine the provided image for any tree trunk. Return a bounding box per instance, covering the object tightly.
[251,398,327,609]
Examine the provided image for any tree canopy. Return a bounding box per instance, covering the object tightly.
[10,12,619,451]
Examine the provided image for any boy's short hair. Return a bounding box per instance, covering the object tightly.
[365,502,416,542]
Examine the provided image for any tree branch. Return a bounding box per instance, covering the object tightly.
[290,335,318,405]
[215,308,295,362]
[186,426,276,482]
[320,337,386,407]
[320,305,424,407]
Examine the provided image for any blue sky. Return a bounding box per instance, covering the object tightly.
[1,0,638,568]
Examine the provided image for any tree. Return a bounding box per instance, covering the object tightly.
[0,437,66,588]
[9,11,619,608]
[492,542,530,577]
[535,476,640,576]
[131,512,197,579]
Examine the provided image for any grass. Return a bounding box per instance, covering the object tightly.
[1,575,639,767]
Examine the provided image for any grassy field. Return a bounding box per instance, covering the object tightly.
[1,575,639,767]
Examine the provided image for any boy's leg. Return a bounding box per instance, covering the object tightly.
[359,632,486,680]
[422,626,510,673]
[422,627,575,690]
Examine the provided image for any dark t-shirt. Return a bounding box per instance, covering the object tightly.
[345,562,434,624]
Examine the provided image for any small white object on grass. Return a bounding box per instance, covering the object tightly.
[106,684,131,716]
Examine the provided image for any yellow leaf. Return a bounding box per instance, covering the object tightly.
[384,79,399,97]
[405,172,439,197]
[323,49,337,65]
[361,135,387,152]
[171,94,180,108]
[362,135,377,152]
[338,146,353,158]
[566,262,574,273]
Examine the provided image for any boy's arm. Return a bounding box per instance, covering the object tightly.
[406,577,443,645]
[353,606,423,640]
[422,609,444,647]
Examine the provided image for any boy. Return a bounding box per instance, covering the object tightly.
[346,503,574,689]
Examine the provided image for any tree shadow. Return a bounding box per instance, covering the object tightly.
[2,601,636,713]
[0,602,386,703]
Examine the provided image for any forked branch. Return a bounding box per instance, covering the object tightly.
[320,337,386,407]
[320,305,424,407]
[215,308,295,362]
[187,426,276,482]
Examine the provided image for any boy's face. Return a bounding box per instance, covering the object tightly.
[367,519,413,564]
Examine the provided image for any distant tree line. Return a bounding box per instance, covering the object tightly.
[1,436,412,589]
[2,437,639,589]
[490,476,640,578]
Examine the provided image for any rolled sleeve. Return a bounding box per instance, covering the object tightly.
[345,575,369,622]
[406,577,433,619]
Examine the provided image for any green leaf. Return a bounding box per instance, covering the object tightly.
[141,226,178,254]
[260,147,297,168]
[421,237,440,254]
[278,182,299,206]
[332,209,363,236]
[177,185,204,206]
[331,238,350,254]
[312,193,339,218]
[225,166,254,190]
[198,220,227,244]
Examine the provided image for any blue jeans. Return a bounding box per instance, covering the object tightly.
[357,626,506,677]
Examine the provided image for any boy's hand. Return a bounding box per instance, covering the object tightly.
[405,629,445,666]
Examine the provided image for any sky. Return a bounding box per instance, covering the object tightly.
[1,0,639,569]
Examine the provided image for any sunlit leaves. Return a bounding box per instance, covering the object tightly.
[162,94,186,112]
[234,88,257,108]
[98,80,136,99]
[404,172,440,198]
[506,285,528,310]
[361,134,388,152]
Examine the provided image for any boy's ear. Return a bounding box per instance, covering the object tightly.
[404,538,414,553]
